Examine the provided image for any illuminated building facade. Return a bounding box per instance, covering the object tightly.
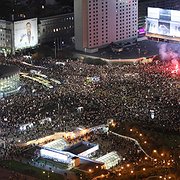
[146,7,180,42]
[138,0,180,34]
[74,0,138,52]
[0,20,13,55]
[0,65,20,97]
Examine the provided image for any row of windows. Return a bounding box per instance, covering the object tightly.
[53,26,73,32]
[89,16,137,22]
[116,14,137,17]
[115,3,137,7]
[89,23,137,31]
[42,25,74,34]
[89,20,137,30]
[0,31,11,34]
[42,17,74,25]
[89,7,136,12]
[0,34,11,37]
[89,4,137,8]
[89,31,137,37]
[0,38,11,42]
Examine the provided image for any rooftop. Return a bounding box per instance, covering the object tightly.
[43,138,69,151]
[64,141,96,155]
[0,65,20,78]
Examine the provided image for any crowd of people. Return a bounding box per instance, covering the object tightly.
[0,55,179,160]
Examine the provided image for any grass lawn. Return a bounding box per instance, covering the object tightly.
[0,160,64,180]
[36,157,69,169]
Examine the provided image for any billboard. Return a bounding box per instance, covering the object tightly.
[146,8,180,40]
[148,7,180,22]
[148,7,160,19]
[14,18,38,50]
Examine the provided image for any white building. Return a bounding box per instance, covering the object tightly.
[0,20,13,55]
[96,151,122,169]
[74,0,138,53]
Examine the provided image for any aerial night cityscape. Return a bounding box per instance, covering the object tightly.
[0,0,179,179]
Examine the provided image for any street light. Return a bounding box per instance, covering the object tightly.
[101,174,105,178]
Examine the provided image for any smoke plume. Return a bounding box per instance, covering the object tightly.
[158,42,180,61]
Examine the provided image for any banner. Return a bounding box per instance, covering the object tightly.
[14,18,38,50]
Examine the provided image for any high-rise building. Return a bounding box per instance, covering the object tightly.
[74,0,138,53]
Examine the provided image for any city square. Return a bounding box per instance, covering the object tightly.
[0,0,180,180]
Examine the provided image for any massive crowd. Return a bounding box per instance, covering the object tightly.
[0,55,179,159]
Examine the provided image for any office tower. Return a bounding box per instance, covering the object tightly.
[74,0,138,52]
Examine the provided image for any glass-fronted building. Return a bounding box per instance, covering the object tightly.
[0,65,20,97]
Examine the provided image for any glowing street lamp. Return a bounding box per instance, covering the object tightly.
[101,174,104,178]
[111,122,116,127]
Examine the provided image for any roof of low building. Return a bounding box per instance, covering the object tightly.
[0,65,20,78]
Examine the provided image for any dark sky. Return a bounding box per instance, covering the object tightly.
[0,0,73,20]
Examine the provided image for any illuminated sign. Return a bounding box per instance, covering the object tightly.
[14,18,38,50]
[146,7,180,39]
[148,7,160,19]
